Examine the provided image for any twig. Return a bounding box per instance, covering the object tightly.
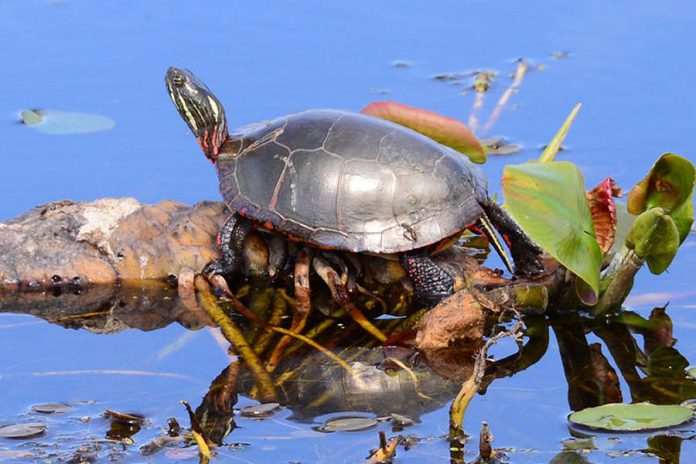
[366,431,402,463]
[449,318,524,441]
[481,60,528,134]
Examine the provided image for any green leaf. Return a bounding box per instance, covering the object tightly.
[361,101,486,163]
[538,103,582,163]
[568,402,693,432]
[627,153,695,215]
[671,189,694,243]
[503,161,602,303]
[625,208,680,274]
[687,367,696,380]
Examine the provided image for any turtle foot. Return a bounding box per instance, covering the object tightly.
[400,252,454,307]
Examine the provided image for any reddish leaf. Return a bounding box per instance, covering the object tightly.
[361,101,486,163]
[586,177,621,254]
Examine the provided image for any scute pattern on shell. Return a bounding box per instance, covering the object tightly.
[216,110,487,254]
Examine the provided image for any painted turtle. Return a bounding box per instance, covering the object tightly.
[165,67,542,303]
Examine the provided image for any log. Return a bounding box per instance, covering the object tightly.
[0,198,225,291]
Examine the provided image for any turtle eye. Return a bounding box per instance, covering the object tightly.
[171,74,185,87]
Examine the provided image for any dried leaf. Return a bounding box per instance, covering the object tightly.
[586,177,620,253]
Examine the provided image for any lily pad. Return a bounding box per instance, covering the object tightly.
[503,161,602,303]
[31,402,72,414]
[318,416,379,432]
[240,402,281,418]
[20,109,115,134]
[568,402,693,432]
[0,423,46,439]
[625,208,680,274]
[361,101,486,163]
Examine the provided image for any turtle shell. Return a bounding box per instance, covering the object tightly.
[215,110,487,254]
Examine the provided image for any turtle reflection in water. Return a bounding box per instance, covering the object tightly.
[165,67,542,305]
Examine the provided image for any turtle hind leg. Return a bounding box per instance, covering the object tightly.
[480,200,544,276]
[204,213,255,279]
[400,252,454,307]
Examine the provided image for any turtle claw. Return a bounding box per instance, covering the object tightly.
[203,259,228,280]
[514,251,545,278]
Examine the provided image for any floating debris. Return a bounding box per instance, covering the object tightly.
[481,137,522,156]
[390,60,413,68]
[20,109,115,134]
[389,413,416,427]
[103,409,146,424]
[30,402,72,414]
[473,71,496,93]
[431,71,475,82]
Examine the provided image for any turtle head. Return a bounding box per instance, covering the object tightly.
[166,67,228,162]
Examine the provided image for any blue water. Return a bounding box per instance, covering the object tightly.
[2,1,696,462]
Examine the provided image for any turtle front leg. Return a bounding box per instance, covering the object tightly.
[400,252,454,306]
[480,200,544,277]
[204,213,255,279]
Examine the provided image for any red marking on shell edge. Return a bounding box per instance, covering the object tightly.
[432,235,460,254]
